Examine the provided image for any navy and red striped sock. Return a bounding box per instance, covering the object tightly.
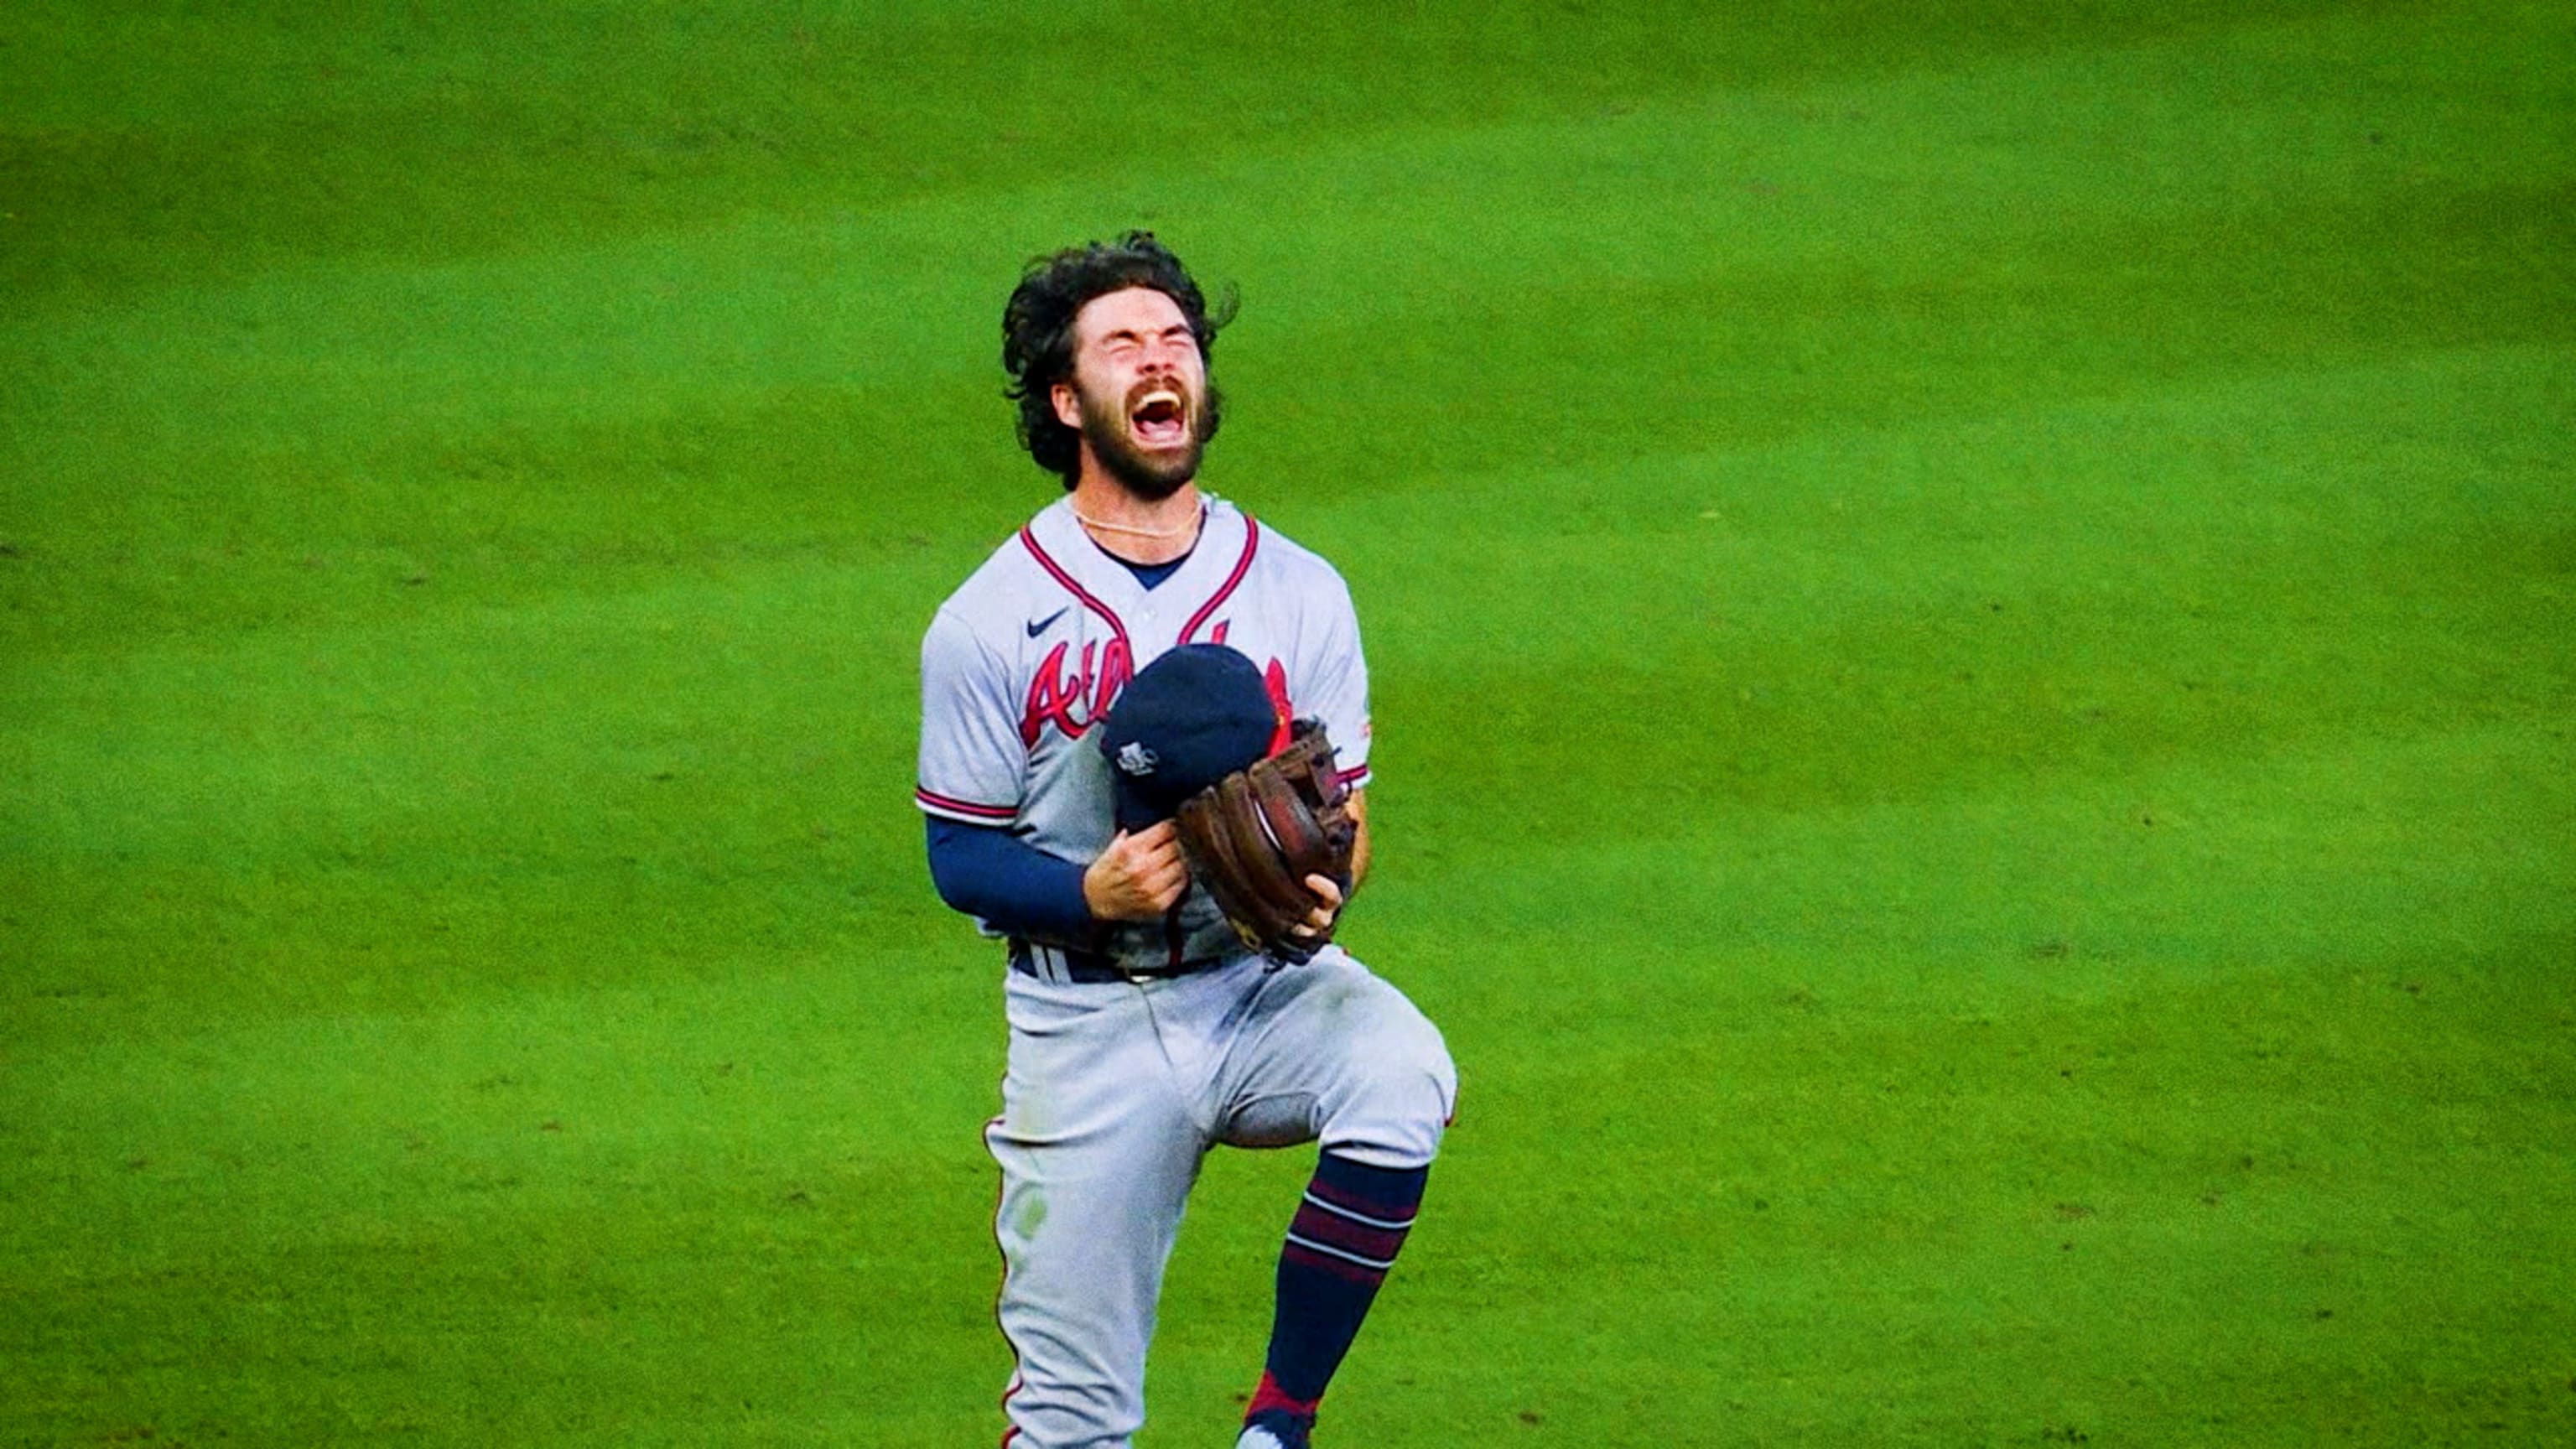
[1245,1152,1430,1440]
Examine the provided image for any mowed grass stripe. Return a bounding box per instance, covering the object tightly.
[3,1,2411,299]
[3,556,960,1030]
[1367,719,2575,1010]
[1347,344,2572,825]
[3,961,1003,1263]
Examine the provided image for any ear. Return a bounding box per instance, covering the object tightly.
[1051,382,1082,430]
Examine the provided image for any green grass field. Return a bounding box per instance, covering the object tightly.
[6,3,2572,1445]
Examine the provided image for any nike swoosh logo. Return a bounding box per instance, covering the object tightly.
[1026,607,1070,638]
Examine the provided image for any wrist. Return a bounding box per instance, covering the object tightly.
[1079,855,1119,922]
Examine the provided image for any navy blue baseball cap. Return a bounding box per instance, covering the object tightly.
[1098,644,1279,830]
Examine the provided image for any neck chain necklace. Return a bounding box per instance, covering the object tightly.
[1072,502,1202,540]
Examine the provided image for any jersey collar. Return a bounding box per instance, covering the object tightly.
[1028,494,1252,626]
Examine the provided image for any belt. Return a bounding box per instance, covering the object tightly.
[1008,939,1223,985]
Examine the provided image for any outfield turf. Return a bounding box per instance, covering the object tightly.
[4,3,2572,1445]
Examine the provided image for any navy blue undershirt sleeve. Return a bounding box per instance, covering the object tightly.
[925,817,1095,942]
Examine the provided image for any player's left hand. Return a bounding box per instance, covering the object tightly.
[1288,875,1344,944]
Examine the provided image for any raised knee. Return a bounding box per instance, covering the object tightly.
[1327,1004,1455,1167]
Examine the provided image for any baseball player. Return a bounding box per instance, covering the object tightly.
[915,232,1457,1449]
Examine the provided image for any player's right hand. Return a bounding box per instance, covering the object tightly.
[1083,822,1190,921]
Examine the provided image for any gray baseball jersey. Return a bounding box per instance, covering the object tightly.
[915,494,1371,973]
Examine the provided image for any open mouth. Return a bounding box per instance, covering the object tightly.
[1129,387,1189,448]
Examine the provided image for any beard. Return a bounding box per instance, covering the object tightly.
[1076,377,1213,501]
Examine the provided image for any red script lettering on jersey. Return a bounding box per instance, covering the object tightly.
[1018,637,1136,747]
[1017,641,1294,751]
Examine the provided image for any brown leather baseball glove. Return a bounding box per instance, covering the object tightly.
[1173,719,1357,963]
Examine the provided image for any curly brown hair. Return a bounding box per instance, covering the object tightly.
[1001,232,1232,486]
